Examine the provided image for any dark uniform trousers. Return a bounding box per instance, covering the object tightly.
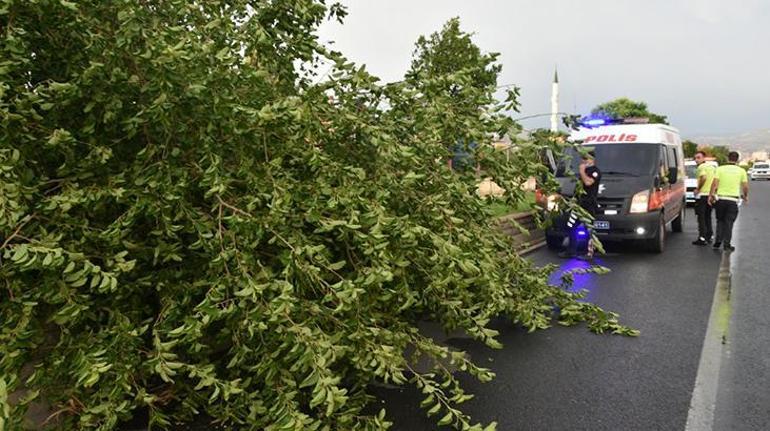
[695,195,713,240]
[567,197,597,255]
[714,199,739,245]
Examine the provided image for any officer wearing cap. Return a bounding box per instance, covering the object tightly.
[692,150,716,245]
[708,151,748,252]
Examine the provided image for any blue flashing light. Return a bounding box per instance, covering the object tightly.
[583,118,607,127]
[577,228,588,237]
[579,113,618,129]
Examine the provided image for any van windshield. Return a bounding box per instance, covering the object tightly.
[686,164,697,177]
[556,143,659,178]
[754,163,769,170]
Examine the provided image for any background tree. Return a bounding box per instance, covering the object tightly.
[592,97,668,124]
[705,145,730,164]
[683,140,698,158]
[404,17,518,171]
[407,17,501,96]
[0,3,633,430]
[684,143,729,164]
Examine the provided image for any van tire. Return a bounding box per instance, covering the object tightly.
[671,205,684,233]
[647,214,666,253]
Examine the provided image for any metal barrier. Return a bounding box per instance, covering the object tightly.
[496,211,545,254]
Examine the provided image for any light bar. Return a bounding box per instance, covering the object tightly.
[583,118,607,127]
[579,114,617,129]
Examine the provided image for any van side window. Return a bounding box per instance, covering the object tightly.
[666,147,678,169]
[658,147,667,180]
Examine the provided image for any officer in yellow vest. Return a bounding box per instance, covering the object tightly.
[708,151,749,251]
[692,150,716,245]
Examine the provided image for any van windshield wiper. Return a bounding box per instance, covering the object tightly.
[602,170,639,177]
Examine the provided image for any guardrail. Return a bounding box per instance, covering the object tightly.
[496,211,546,254]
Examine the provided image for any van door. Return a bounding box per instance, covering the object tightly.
[671,145,686,207]
[652,146,672,221]
[664,145,681,222]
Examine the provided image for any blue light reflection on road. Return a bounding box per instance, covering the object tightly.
[548,257,607,303]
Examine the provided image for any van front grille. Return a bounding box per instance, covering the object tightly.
[597,197,625,210]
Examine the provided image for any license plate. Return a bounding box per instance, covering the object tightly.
[594,221,610,230]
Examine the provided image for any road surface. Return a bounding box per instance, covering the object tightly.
[713,180,770,431]
[377,181,770,430]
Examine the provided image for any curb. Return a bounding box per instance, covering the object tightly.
[519,239,547,255]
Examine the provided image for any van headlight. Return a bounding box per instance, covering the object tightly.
[546,194,560,211]
[629,190,650,213]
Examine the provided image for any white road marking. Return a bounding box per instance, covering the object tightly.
[684,250,733,431]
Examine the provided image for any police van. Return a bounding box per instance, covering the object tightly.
[545,123,686,253]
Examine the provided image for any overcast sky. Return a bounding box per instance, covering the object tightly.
[316,0,770,136]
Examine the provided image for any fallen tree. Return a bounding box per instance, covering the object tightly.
[0,2,635,429]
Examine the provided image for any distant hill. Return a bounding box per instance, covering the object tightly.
[688,129,770,153]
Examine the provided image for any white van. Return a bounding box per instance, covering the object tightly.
[546,123,686,252]
[685,160,697,205]
[751,161,770,180]
[685,159,718,204]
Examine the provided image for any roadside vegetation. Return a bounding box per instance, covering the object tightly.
[485,192,537,217]
[592,97,668,124]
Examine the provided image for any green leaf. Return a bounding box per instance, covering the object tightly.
[309,388,326,409]
[11,246,28,262]
[59,0,78,11]
[438,412,453,426]
[426,402,441,416]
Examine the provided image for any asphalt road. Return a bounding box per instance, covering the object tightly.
[714,180,770,431]
[376,200,734,429]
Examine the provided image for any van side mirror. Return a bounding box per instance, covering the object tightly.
[668,167,678,184]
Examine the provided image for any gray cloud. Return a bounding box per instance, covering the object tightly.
[317,0,770,135]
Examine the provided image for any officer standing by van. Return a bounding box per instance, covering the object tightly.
[692,151,716,245]
[708,151,749,251]
[560,149,601,259]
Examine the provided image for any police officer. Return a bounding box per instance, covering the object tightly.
[692,151,716,245]
[560,149,601,259]
[708,151,749,252]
